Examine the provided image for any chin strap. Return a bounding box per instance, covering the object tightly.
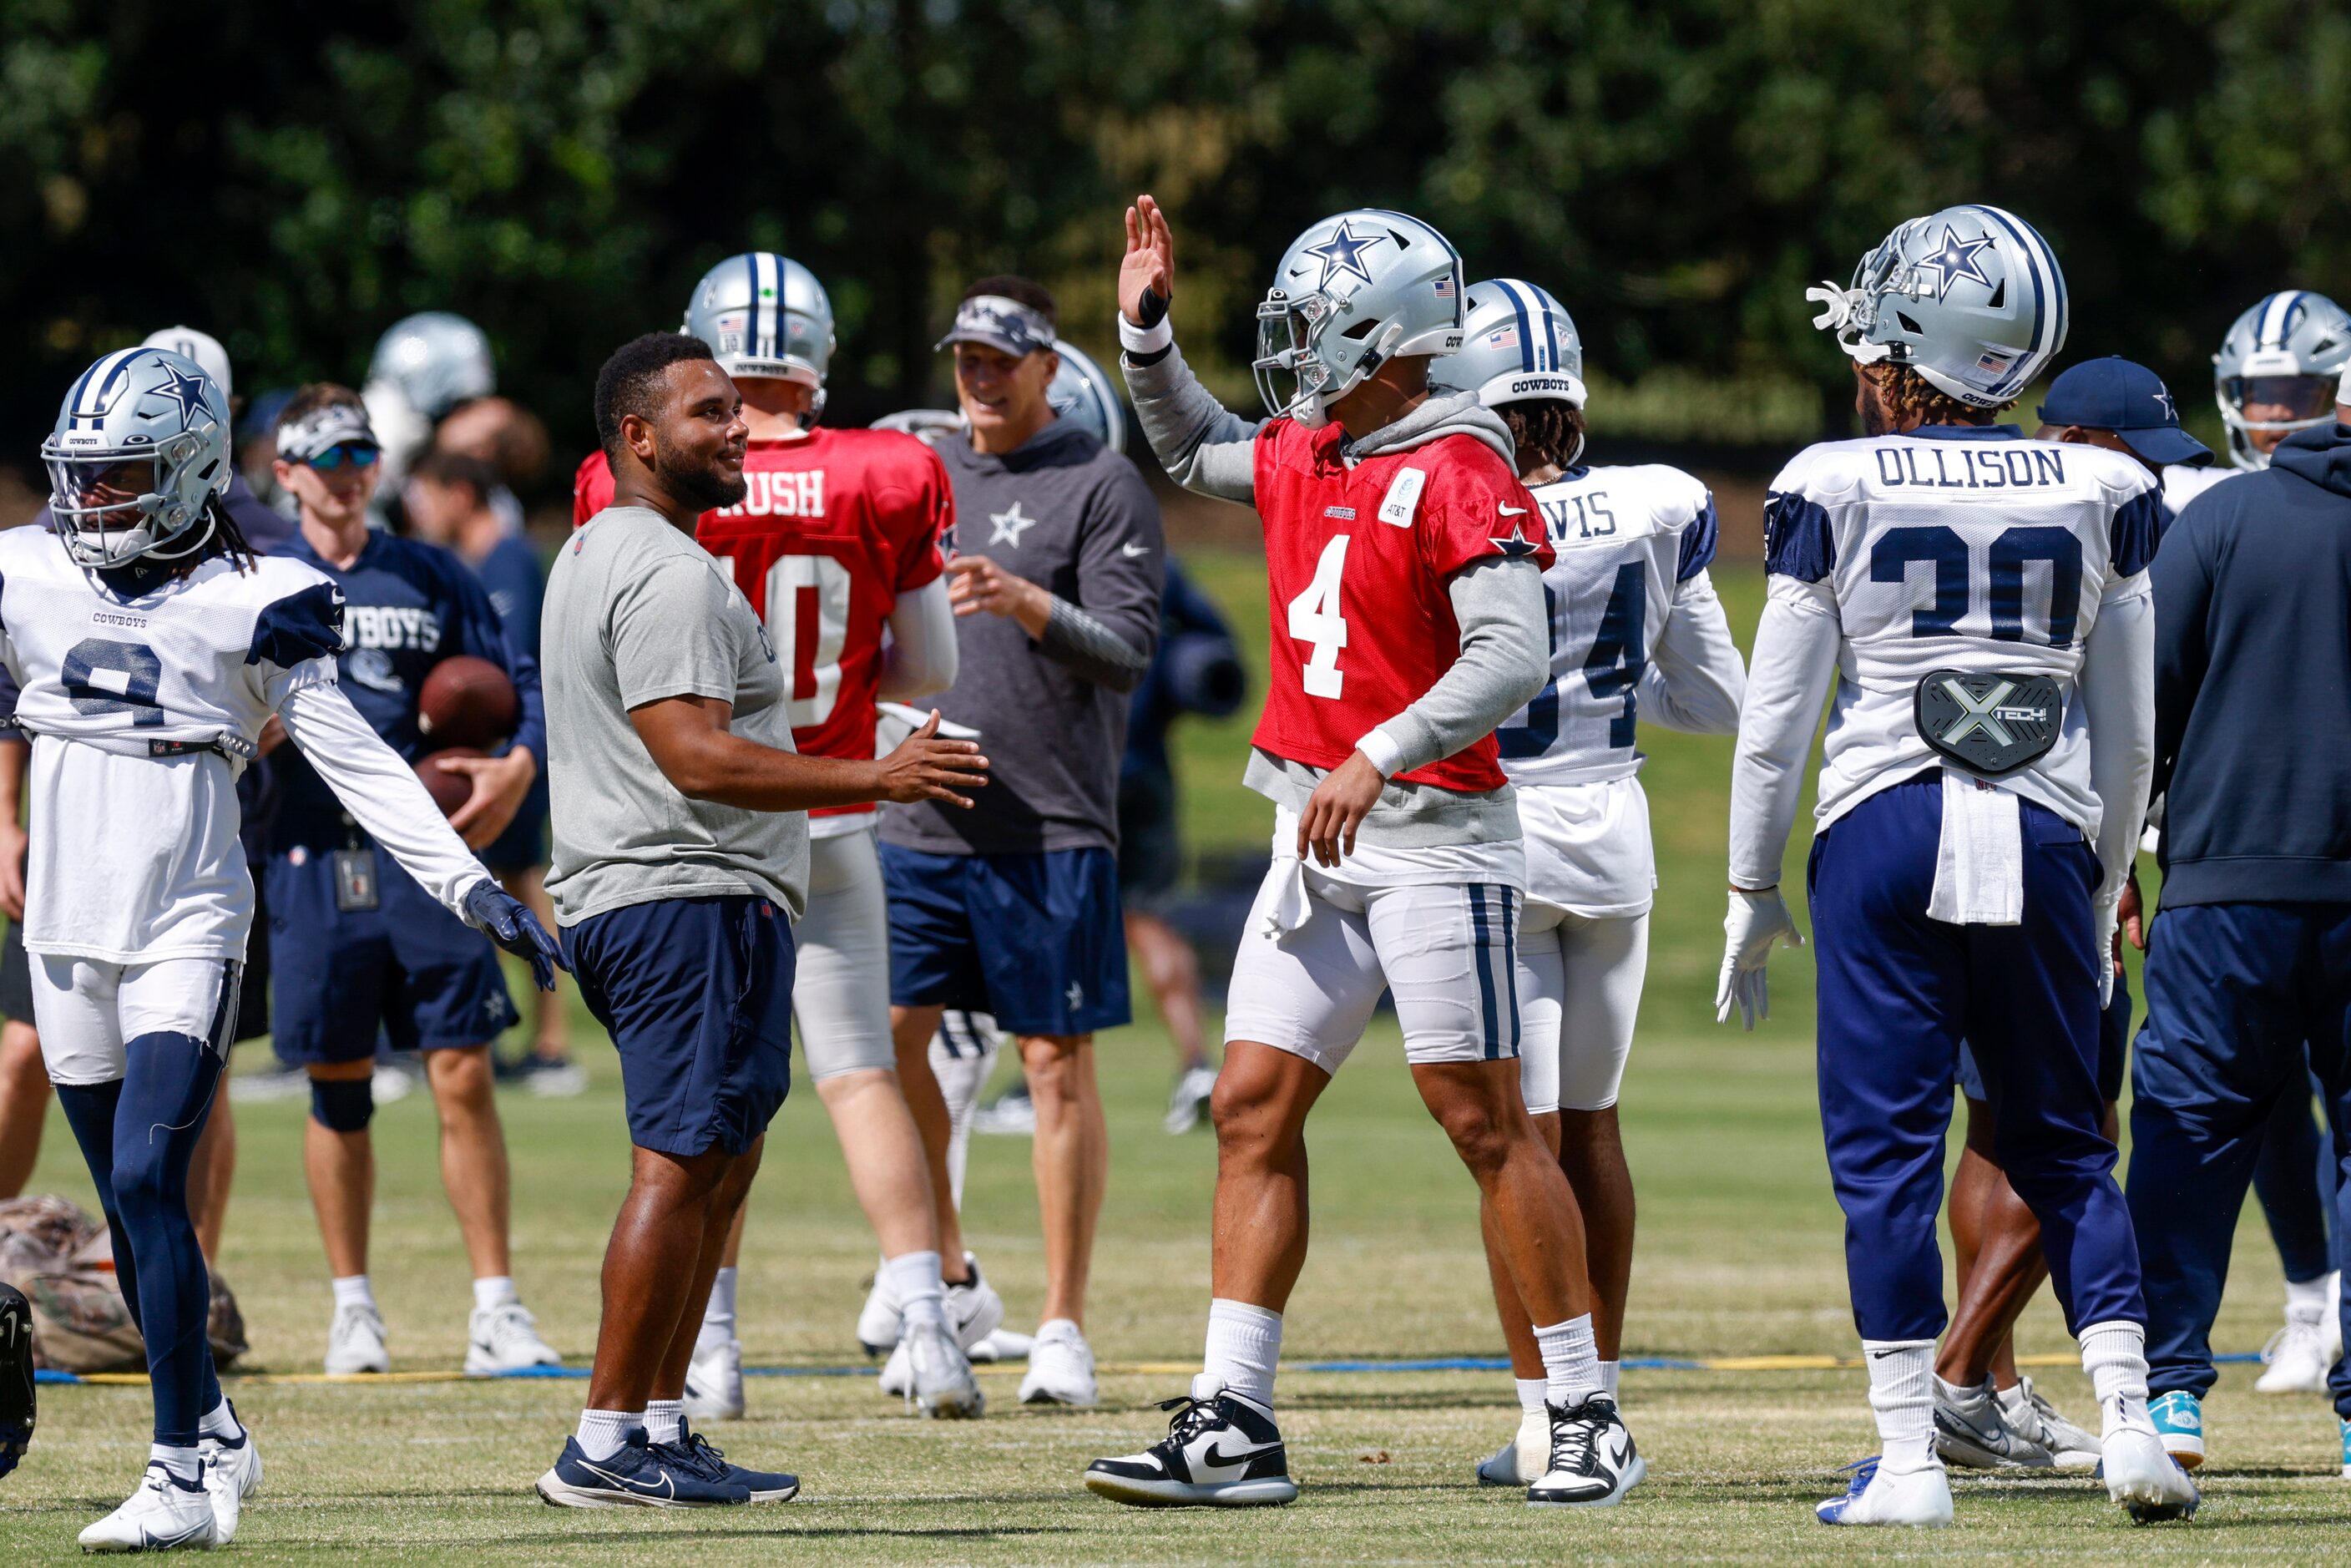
[1805,281,1893,365]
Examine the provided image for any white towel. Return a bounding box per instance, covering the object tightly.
[1261,856,1312,938]
[1928,772,2023,926]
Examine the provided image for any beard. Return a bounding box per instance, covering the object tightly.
[656,443,749,513]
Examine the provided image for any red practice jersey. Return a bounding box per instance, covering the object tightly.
[1250,419,1554,793]
[573,428,952,817]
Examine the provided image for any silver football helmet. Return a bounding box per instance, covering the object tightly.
[368,311,495,420]
[1047,339,1125,454]
[1428,280,1586,411]
[1254,209,1465,427]
[141,326,233,402]
[41,347,233,567]
[1807,205,2067,409]
[685,253,837,419]
[2212,291,2351,471]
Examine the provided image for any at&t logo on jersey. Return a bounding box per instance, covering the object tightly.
[344,605,443,652]
[720,470,827,519]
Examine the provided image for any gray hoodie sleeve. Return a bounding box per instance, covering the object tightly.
[1363,557,1550,777]
[1119,340,1261,504]
[1033,455,1165,693]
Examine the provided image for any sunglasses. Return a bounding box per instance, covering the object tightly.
[306,443,382,471]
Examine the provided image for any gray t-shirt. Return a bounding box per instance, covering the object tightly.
[543,504,809,924]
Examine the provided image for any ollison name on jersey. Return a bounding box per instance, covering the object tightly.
[1874,446,2069,489]
[345,605,443,652]
[718,470,827,519]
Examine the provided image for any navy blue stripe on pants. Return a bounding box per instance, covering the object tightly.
[2122,900,2351,1414]
[1807,775,2143,1343]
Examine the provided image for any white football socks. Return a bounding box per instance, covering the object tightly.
[698,1266,740,1353]
[150,1443,201,1484]
[472,1276,518,1314]
[1599,1360,1620,1401]
[2286,1270,2339,1318]
[198,1398,241,1442]
[882,1250,948,1334]
[331,1275,377,1313]
[642,1399,684,1446]
[2079,1319,2152,1437]
[1514,1377,1547,1417]
[1860,1338,1937,1473]
[575,1408,642,1462]
[1197,1298,1282,1407]
[1534,1315,1602,1408]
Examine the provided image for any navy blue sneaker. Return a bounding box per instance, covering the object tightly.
[0,1282,33,1480]
[664,1419,799,1504]
[535,1428,750,1508]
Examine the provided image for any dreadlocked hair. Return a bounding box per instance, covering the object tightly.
[204,493,257,574]
[1499,399,1587,473]
[1880,364,2013,428]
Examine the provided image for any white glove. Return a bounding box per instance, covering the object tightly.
[2094,896,2121,1009]
[1716,888,1803,1029]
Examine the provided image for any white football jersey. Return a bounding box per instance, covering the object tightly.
[0,529,344,961]
[2161,461,2236,517]
[1762,427,2161,841]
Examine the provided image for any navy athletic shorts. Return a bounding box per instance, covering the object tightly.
[880,843,1130,1037]
[267,845,518,1065]
[564,894,795,1157]
[482,775,549,877]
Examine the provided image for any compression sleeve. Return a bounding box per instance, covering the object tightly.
[1039,597,1153,693]
[2078,579,2156,903]
[1358,557,1548,777]
[277,680,493,920]
[877,577,958,701]
[1636,567,1747,736]
[1727,575,1842,889]
[1119,338,1262,504]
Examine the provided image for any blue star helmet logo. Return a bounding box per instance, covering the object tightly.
[1302,221,1382,293]
[1914,224,1998,303]
[149,359,215,426]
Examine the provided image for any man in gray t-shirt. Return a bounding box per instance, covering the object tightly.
[534,333,986,1510]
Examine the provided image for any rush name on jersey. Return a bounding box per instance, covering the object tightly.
[1498,464,1718,787]
[0,528,345,959]
[573,429,950,799]
[1250,419,1554,793]
[1763,424,2163,837]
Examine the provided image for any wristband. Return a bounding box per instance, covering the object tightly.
[1118,312,1173,357]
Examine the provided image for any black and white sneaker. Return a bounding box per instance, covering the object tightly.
[0,1282,33,1480]
[1525,1393,1644,1506]
[535,1429,750,1508]
[1084,1387,1297,1508]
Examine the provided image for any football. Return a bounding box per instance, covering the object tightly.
[413,746,485,818]
[417,655,518,750]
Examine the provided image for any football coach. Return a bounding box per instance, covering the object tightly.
[535,332,987,1507]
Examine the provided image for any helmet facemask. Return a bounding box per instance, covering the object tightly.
[2218,367,2342,470]
[1253,291,1398,428]
[43,427,219,569]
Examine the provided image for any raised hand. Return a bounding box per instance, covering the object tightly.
[1120,195,1176,328]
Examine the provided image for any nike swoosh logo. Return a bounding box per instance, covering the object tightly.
[581,1459,672,1499]
[141,1521,210,1548]
[1194,1439,1275,1479]
[1120,542,1150,558]
[1498,504,1529,515]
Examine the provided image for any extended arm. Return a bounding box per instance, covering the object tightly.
[1636,568,1748,736]
[877,577,958,701]
[629,695,988,813]
[2079,581,2156,903]
[1727,576,1841,890]
[1116,195,1261,502]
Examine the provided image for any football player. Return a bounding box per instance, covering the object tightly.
[574,253,983,1419]
[19,346,559,1550]
[1425,281,1747,1485]
[267,385,562,1379]
[1722,207,2195,1525]
[1085,196,1641,1509]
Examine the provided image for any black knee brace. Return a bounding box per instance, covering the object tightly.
[310,1075,374,1132]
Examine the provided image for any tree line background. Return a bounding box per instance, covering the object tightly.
[5,0,2349,493]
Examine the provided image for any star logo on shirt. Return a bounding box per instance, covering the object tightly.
[988,501,1037,548]
[1489,519,1542,559]
[1914,224,1996,302]
[1065,981,1084,1009]
[1301,222,1381,292]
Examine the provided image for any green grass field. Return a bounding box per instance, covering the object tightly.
[3,554,2344,1562]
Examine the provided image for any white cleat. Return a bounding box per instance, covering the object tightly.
[2103,1419,2200,1523]
[1525,1393,1643,1506]
[886,1318,984,1419]
[79,1462,220,1552]
[2000,1377,2101,1470]
[685,1335,746,1422]
[856,1267,902,1358]
[1019,1318,1099,1407]
[944,1255,1006,1353]
[1163,1065,1220,1134]
[2256,1303,2335,1394]
[1475,1409,1550,1486]
[465,1301,562,1375]
[1814,1457,1953,1527]
[323,1302,389,1375]
[968,1328,1032,1363]
[200,1409,261,1545]
[1933,1376,2050,1468]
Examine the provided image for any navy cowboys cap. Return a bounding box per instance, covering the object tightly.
[936,295,1056,359]
[2037,357,2212,468]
